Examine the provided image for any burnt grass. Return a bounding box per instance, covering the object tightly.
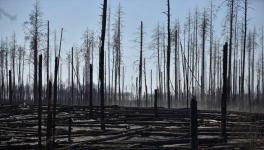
[0,104,264,149]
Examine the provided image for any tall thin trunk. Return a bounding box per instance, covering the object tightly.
[175,29,178,101]
[144,58,148,107]
[251,28,256,100]
[151,69,153,107]
[138,21,143,107]
[52,28,63,145]
[221,42,228,141]
[166,0,171,109]
[201,10,207,100]
[241,0,247,97]
[38,55,42,149]
[99,0,107,130]
[71,47,74,106]
[107,6,111,105]
[261,26,264,99]
[228,0,234,97]
[248,32,251,112]
[46,21,50,104]
[209,1,213,96]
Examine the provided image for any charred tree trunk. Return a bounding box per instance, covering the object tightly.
[261,26,264,99]
[151,69,153,107]
[46,21,50,104]
[38,54,42,150]
[52,57,58,146]
[241,0,247,97]
[191,96,198,150]
[68,117,72,144]
[107,7,111,106]
[201,10,207,101]
[46,81,52,149]
[71,47,74,106]
[221,42,228,142]
[154,89,158,118]
[144,58,148,107]
[99,0,107,131]
[9,70,12,105]
[174,30,178,102]
[89,64,93,118]
[166,0,171,109]
[139,21,143,107]
[228,0,234,97]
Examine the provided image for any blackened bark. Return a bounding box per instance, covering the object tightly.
[167,0,171,109]
[52,57,58,145]
[139,21,143,107]
[89,64,93,118]
[154,89,158,118]
[222,42,228,142]
[228,0,234,97]
[68,117,72,144]
[46,81,52,149]
[9,70,12,105]
[191,96,198,150]
[46,21,50,104]
[71,47,74,106]
[144,58,148,107]
[38,55,42,150]
[241,0,247,97]
[99,0,107,130]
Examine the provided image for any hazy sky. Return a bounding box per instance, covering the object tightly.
[0,0,264,91]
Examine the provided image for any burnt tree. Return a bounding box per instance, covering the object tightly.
[38,54,42,149]
[222,42,228,142]
[99,0,107,131]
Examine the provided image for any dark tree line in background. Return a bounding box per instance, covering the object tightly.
[0,0,264,114]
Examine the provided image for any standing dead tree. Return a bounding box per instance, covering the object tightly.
[174,28,178,102]
[10,34,16,103]
[112,4,122,105]
[52,28,63,146]
[138,21,143,107]
[144,58,148,107]
[18,46,24,103]
[241,0,247,98]
[261,26,264,99]
[89,64,93,118]
[166,0,171,109]
[46,21,50,104]
[222,42,228,142]
[38,54,42,149]
[191,96,198,149]
[248,31,252,111]
[150,24,161,97]
[107,6,111,105]
[99,0,107,131]
[200,9,208,101]
[71,47,74,106]
[0,41,4,104]
[24,0,43,104]
[228,0,234,97]
[46,81,52,149]
[9,70,12,104]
